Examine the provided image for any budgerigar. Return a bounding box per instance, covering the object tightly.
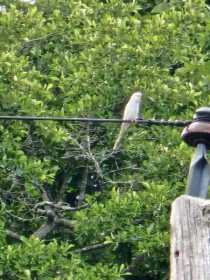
[113,91,142,151]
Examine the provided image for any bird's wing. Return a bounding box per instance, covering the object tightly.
[123,98,140,120]
[113,92,142,151]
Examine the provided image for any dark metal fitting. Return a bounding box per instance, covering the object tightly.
[182,107,210,149]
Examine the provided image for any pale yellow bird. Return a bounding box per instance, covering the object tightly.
[113,91,142,151]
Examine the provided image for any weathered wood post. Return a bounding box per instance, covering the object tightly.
[170,108,210,280]
[170,195,210,280]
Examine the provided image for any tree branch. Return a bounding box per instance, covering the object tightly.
[6,229,22,241]
[6,211,35,222]
[86,130,103,179]
[57,165,72,202]
[55,218,74,230]
[31,184,57,239]
[77,166,88,206]
[34,201,89,212]
[67,134,103,179]
[32,221,56,239]
[74,241,112,253]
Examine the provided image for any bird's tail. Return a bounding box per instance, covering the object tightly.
[113,123,130,151]
[113,134,122,151]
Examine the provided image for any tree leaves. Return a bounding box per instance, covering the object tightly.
[0,0,209,279]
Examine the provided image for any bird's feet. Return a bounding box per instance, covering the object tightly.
[135,117,143,125]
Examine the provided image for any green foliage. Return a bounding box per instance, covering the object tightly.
[0,237,124,279]
[0,0,209,279]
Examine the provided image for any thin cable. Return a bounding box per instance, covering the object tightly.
[0,115,191,127]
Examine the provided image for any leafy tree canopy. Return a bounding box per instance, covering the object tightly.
[0,0,210,279]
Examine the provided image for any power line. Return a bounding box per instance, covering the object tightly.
[0,115,191,127]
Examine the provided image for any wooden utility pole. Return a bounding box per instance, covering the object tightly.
[171,107,210,279]
[170,195,210,280]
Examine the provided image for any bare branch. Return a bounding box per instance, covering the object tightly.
[32,222,56,239]
[32,209,75,238]
[57,165,72,202]
[34,201,89,212]
[31,183,57,239]
[104,165,139,175]
[67,133,103,179]
[68,134,87,154]
[86,128,103,179]
[77,166,88,206]
[104,179,135,187]
[6,211,36,222]
[74,241,112,253]
[55,218,74,230]
[6,229,22,241]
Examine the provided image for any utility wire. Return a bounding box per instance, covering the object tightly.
[0,115,191,127]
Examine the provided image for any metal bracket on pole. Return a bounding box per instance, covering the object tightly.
[186,143,210,198]
[182,107,210,198]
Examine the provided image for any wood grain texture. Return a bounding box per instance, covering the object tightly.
[170,195,210,280]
